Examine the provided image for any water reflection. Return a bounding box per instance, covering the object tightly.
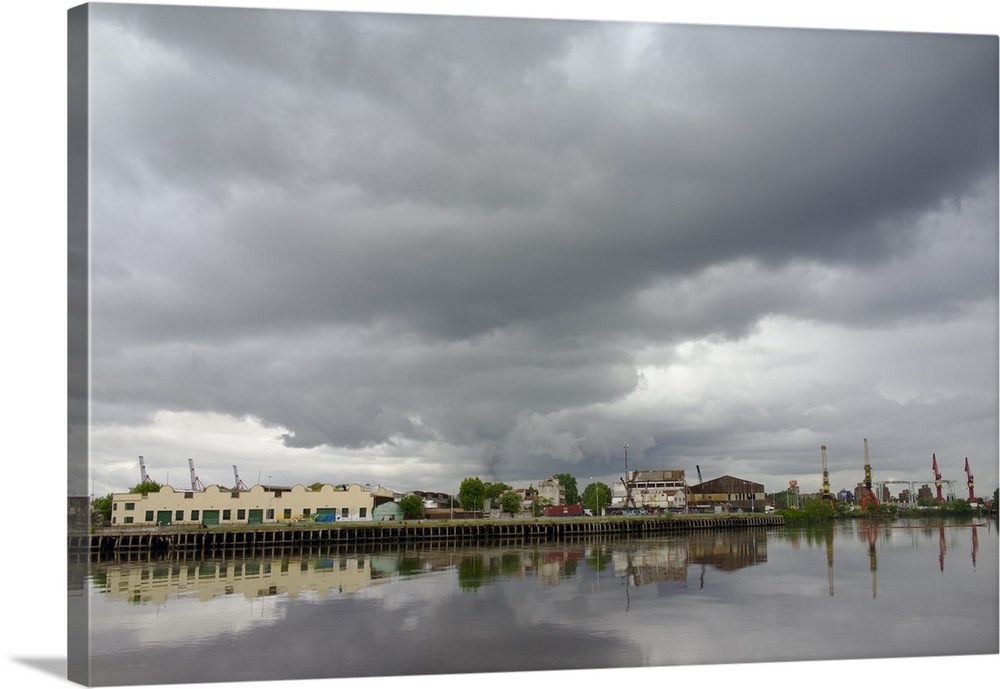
[85,521,997,685]
[91,530,774,605]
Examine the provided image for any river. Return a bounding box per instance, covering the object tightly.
[81,517,997,686]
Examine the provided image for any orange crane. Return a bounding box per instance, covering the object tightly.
[932,454,944,503]
[859,438,879,510]
[964,458,975,502]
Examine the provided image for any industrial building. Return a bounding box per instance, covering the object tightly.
[609,469,688,513]
[687,475,765,513]
[109,482,396,527]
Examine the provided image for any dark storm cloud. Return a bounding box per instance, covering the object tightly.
[87,4,997,487]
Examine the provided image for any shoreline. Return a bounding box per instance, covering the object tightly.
[70,513,785,560]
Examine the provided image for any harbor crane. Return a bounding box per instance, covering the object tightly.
[233,465,250,492]
[932,454,944,503]
[696,464,705,510]
[188,458,206,491]
[138,455,152,484]
[621,442,636,509]
[964,458,975,502]
[859,438,879,510]
[819,445,835,507]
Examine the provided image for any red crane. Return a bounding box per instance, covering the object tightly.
[964,458,975,503]
[932,454,944,503]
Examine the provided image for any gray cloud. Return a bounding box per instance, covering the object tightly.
[85,4,998,494]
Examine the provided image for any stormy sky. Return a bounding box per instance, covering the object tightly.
[77,1,998,498]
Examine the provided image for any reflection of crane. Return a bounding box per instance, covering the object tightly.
[233,465,250,492]
[188,458,206,491]
[932,454,944,503]
[138,455,151,484]
[820,445,835,507]
[861,520,879,599]
[825,527,834,597]
[859,438,879,510]
[964,458,975,502]
[939,524,947,572]
[971,524,979,569]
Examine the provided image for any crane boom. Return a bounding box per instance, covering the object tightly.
[696,464,704,510]
[820,445,833,505]
[188,458,206,491]
[932,454,944,503]
[965,458,975,502]
[233,465,249,492]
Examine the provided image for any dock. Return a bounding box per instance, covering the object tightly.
[70,514,783,561]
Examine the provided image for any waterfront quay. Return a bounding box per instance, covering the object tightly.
[70,513,783,561]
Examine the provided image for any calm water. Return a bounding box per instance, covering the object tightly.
[84,517,998,686]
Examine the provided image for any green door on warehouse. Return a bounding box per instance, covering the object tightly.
[248,509,264,524]
[156,511,172,526]
[202,510,220,526]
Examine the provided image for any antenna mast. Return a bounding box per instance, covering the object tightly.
[188,458,206,491]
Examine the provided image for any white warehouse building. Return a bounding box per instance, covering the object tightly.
[109,483,395,527]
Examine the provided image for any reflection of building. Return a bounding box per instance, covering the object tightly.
[688,475,764,512]
[110,483,394,527]
[610,470,687,512]
[96,552,383,605]
[688,530,767,570]
[611,541,689,585]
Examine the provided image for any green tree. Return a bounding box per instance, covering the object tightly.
[992,487,998,505]
[532,496,553,517]
[580,482,612,515]
[554,473,580,504]
[499,491,523,516]
[483,481,513,505]
[91,493,113,522]
[307,482,325,492]
[459,477,486,512]
[129,480,161,495]
[398,494,425,519]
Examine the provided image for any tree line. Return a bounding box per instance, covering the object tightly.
[398,473,613,520]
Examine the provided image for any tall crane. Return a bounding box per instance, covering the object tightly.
[620,442,636,509]
[859,438,879,510]
[820,445,834,507]
[233,465,250,492]
[188,458,206,491]
[138,455,151,484]
[964,458,975,502]
[932,454,944,503]
[696,464,705,511]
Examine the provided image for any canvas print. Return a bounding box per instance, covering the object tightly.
[67,2,998,687]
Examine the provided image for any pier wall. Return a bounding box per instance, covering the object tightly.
[69,514,783,561]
